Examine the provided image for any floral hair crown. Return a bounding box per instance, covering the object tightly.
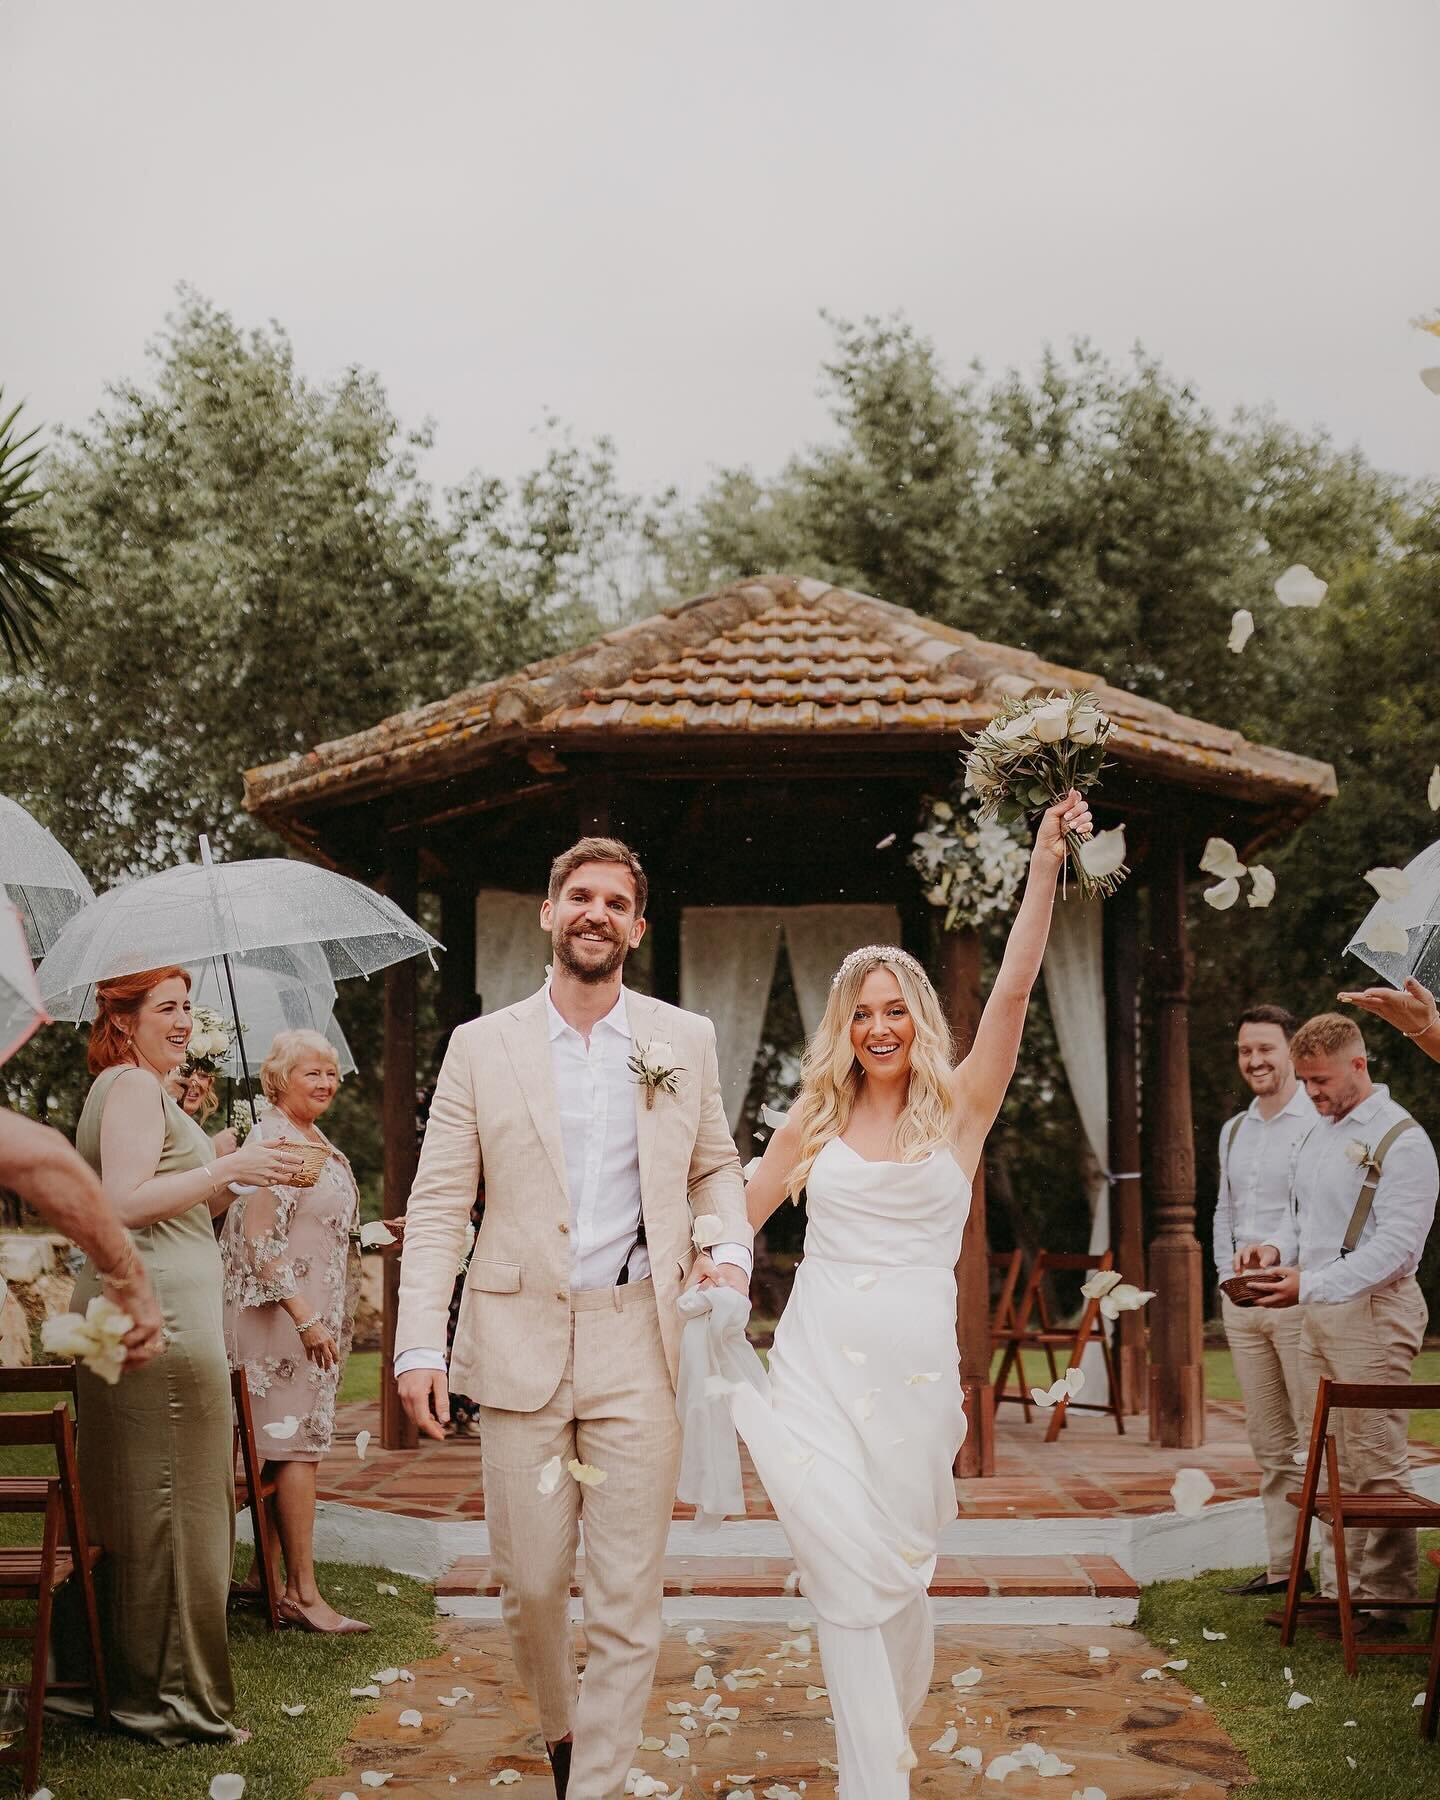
[830,945,929,990]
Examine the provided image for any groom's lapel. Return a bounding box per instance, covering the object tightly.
[498,989,569,1201]
[626,989,661,1204]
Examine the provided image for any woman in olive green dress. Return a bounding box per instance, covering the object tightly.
[51,965,303,1746]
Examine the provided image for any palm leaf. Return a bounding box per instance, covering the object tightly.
[0,390,83,670]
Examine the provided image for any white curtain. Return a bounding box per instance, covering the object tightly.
[1041,894,1112,1395]
[474,890,550,1015]
[680,908,785,1129]
[784,905,904,1038]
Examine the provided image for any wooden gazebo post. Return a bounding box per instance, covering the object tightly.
[1145,827,1205,1447]
[939,926,995,1477]
[1104,881,1148,1415]
[381,838,420,1451]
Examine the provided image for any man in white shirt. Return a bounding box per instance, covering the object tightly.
[1247,1013,1439,1623]
[1212,1005,1316,1596]
[394,838,751,1798]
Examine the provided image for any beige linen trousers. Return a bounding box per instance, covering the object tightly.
[396,987,749,1798]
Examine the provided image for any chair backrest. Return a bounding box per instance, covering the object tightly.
[1324,1381,1440,1412]
[0,1402,71,1448]
[989,1250,1024,1331]
[1021,1249,1114,1332]
[0,1366,77,1396]
[1034,1251,1115,1274]
[0,1401,91,1556]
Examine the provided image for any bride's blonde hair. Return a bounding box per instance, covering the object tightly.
[784,947,955,1202]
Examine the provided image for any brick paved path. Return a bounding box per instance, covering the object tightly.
[312,1618,1251,1797]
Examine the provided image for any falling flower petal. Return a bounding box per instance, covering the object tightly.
[1080,1269,1122,1300]
[1366,867,1412,903]
[355,1430,371,1461]
[1429,766,1440,811]
[1227,609,1255,654]
[359,1221,396,1248]
[1204,877,1241,911]
[1274,564,1328,608]
[1362,916,1411,955]
[854,1390,878,1422]
[761,1104,789,1130]
[1246,865,1276,909]
[568,1458,607,1487]
[692,1213,725,1250]
[1200,837,1247,880]
[538,1454,564,1495]
[1099,1283,1155,1320]
[1421,368,1440,396]
[210,1780,246,1800]
[1171,1467,1216,1515]
[1031,1366,1086,1408]
[876,832,897,849]
[1077,825,1127,882]
[264,1415,300,1440]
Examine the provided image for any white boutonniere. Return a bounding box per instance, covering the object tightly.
[628,1038,682,1110]
[1343,1139,1380,1177]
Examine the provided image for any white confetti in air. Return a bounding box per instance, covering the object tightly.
[1247,866,1276,909]
[1429,766,1440,811]
[876,833,897,849]
[1171,1468,1215,1516]
[263,1415,300,1440]
[1361,916,1410,956]
[1030,1366,1086,1409]
[1365,867,1412,903]
[1204,876,1241,912]
[355,1430,371,1461]
[1099,1282,1154,1321]
[1077,826,1127,882]
[854,1390,878,1422]
[1274,564,1327,608]
[761,1103,790,1130]
[538,1454,563,1495]
[1228,609,1255,654]
[1200,837,1247,881]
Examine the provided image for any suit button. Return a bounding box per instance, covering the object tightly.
[556,1291,567,1303]
[558,1222,570,1234]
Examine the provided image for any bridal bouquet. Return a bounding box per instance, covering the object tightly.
[964,690,1127,900]
[184,1006,239,1075]
[909,789,1030,933]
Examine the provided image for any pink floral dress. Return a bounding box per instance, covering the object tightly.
[219,1108,361,1461]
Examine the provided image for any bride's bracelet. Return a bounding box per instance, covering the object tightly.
[295,1314,324,1336]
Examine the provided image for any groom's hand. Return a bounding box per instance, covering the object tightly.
[398,1369,450,1441]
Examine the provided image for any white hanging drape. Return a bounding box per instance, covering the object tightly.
[1041,894,1112,1396]
[680,908,785,1129]
[474,890,550,1015]
[783,905,904,1038]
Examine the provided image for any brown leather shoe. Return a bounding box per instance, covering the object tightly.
[547,1736,572,1799]
[1224,1569,1314,1597]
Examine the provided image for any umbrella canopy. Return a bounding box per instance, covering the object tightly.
[186,944,358,1077]
[0,903,49,1066]
[0,795,97,960]
[38,855,441,1023]
[1344,838,1440,992]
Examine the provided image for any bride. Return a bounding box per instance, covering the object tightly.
[714,789,1092,1795]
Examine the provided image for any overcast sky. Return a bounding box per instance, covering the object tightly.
[3,1,1436,505]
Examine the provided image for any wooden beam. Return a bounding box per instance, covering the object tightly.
[1144,827,1206,1447]
[1104,879,1147,1416]
[937,924,995,1477]
[381,840,420,1452]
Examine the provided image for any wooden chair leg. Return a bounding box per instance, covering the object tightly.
[252,1484,282,1631]
[1422,1591,1440,1738]
[74,1546,110,1726]
[1326,1436,1359,1679]
[1100,1330,1126,1436]
[23,1500,60,1794]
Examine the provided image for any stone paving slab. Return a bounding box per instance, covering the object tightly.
[311,1618,1251,1797]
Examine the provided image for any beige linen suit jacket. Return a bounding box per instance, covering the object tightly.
[395,986,750,1412]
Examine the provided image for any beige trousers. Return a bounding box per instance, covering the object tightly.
[1296,1277,1429,1602]
[1221,1293,1304,1579]
[477,1277,681,1800]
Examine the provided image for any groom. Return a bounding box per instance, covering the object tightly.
[395,837,751,1798]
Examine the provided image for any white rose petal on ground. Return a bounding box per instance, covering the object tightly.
[1362,916,1411,956]
[1077,826,1126,881]
[1365,867,1411,903]
[264,1415,300,1440]
[1171,1468,1216,1515]
[568,1458,607,1486]
[1087,1645,1111,1660]
[950,1665,983,1689]
[281,1702,306,1716]
[398,1708,423,1727]
[372,1667,401,1685]
[1202,1628,1227,1641]
[350,1685,381,1698]
[354,1429,372,1461]
[1141,1668,1163,1681]
[1164,1659,1188,1671]
[376,1582,398,1596]
[1037,1752,1075,1776]
[210,1779,246,1800]
[1227,609,1255,654]
[930,1725,959,1754]
[1274,564,1328,607]
[1203,877,1241,911]
[1415,1691,1427,1707]
[1200,837,1247,880]
[954,1745,983,1768]
[694,1665,716,1690]
[361,1778,395,1791]
[488,1774,521,1788]
[986,1751,1023,1780]
[1287,1691,1313,1709]
[1247,866,1276,909]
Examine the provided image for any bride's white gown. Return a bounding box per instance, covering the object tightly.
[728,1137,970,1795]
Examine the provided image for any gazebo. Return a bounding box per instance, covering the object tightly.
[245,575,1335,1463]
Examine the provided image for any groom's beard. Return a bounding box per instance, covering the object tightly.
[553,924,629,985]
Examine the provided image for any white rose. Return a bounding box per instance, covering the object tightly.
[1068,706,1104,745]
[1030,699,1072,743]
[1342,1141,1370,1166]
[995,714,1038,746]
[645,1040,675,1075]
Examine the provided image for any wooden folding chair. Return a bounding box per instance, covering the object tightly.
[987,1250,1029,1419]
[231,1368,283,1630]
[0,1377,108,1793]
[1280,1378,1440,1676]
[992,1250,1124,1441]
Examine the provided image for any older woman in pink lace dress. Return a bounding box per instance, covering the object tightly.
[221,1029,399,1633]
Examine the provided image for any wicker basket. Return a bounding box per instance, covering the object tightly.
[277,1140,332,1189]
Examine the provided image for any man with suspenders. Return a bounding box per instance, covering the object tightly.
[1246,1013,1439,1629]
[1213,1005,1316,1595]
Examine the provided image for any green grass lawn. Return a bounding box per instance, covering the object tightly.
[1140,1541,1440,1799]
[0,1379,436,1797]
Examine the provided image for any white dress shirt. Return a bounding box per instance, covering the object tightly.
[1267,1084,1439,1305]
[1212,1085,1316,1277]
[395,983,751,1377]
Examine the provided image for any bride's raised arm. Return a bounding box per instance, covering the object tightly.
[742,1115,804,1234]
[949,790,1093,1175]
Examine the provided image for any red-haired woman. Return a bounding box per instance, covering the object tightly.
[49,967,302,1747]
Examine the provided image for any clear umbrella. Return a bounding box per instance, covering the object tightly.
[186,944,358,1078]
[1344,837,1440,992]
[0,795,97,960]
[0,902,49,1067]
